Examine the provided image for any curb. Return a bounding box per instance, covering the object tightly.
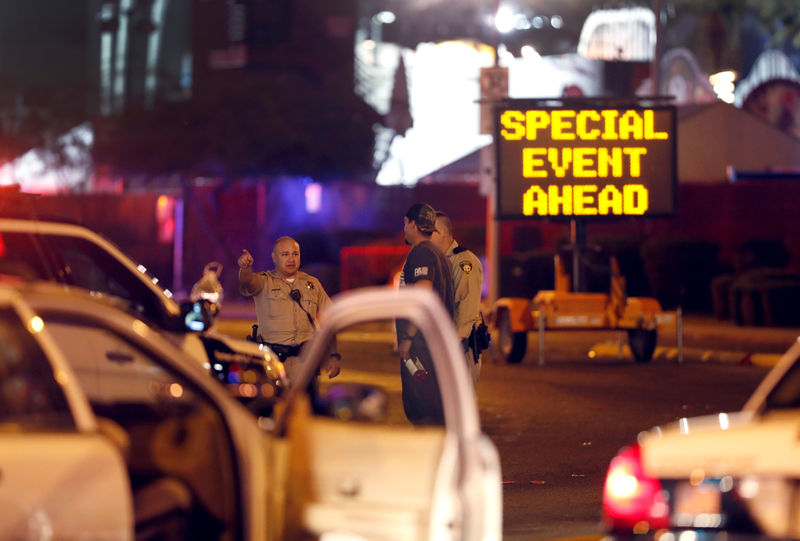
[588,343,782,367]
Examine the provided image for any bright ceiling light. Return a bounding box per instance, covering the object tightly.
[495,6,516,34]
[514,15,531,30]
[374,11,396,24]
[709,70,737,86]
[710,70,737,104]
[520,45,540,60]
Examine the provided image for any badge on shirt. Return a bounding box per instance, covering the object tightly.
[414,266,429,277]
[306,281,315,290]
[460,261,472,274]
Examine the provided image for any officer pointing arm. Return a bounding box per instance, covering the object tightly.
[237,242,340,380]
[237,249,260,294]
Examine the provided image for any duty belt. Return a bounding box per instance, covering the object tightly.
[265,342,305,362]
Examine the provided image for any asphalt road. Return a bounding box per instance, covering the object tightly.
[214,317,770,540]
[477,337,769,541]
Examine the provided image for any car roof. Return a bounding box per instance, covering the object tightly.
[0,217,180,315]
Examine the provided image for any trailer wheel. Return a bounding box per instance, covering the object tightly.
[627,328,657,363]
[498,311,527,364]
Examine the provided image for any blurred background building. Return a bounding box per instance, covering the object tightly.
[2,1,800,322]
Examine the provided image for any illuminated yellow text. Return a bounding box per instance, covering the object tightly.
[522,147,647,178]
[498,106,672,218]
[500,109,669,142]
[522,184,649,216]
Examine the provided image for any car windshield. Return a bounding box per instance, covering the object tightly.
[0,228,177,326]
[302,318,446,427]
[764,350,800,410]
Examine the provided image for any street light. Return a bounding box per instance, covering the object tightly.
[370,10,395,42]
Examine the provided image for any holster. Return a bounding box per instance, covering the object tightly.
[265,342,304,362]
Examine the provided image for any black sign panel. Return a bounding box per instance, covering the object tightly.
[495,103,676,219]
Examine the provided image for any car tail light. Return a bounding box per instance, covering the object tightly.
[603,443,669,533]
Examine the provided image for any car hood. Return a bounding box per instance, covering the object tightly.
[203,328,272,356]
[640,409,800,479]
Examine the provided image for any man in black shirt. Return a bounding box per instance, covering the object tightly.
[397,203,454,425]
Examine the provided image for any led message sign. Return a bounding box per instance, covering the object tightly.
[495,104,676,219]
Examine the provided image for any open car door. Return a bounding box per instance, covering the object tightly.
[0,287,132,540]
[265,287,502,541]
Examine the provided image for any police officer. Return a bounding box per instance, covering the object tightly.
[237,236,341,387]
[397,203,454,425]
[431,211,484,386]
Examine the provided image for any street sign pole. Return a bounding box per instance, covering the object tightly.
[570,219,586,293]
[479,65,508,305]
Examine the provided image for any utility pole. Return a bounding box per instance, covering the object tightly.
[484,0,503,305]
[650,0,663,94]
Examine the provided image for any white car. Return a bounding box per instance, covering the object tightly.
[0,217,282,406]
[0,285,131,539]
[4,281,502,540]
[602,336,800,539]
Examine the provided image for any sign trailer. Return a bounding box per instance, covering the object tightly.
[489,98,681,366]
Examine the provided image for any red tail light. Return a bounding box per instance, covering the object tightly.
[603,443,669,533]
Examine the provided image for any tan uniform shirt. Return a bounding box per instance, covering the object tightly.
[239,269,332,345]
[445,240,483,339]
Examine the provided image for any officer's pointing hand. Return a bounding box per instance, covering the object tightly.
[238,249,254,270]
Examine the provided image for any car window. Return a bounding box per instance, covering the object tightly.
[0,307,74,430]
[44,234,166,326]
[765,357,800,410]
[42,318,240,539]
[0,231,55,281]
[311,318,445,427]
[278,316,450,541]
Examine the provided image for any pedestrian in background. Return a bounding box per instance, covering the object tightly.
[397,203,454,425]
[431,211,485,386]
[237,237,340,393]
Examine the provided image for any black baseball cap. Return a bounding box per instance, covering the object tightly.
[405,203,437,233]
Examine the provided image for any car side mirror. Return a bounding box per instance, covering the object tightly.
[179,299,212,332]
[313,382,388,422]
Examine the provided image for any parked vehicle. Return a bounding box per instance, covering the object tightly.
[0,217,283,409]
[6,281,502,540]
[0,285,132,539]
[602,334,800,539]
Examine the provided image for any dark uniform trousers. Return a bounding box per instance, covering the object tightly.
[400,336,445,426]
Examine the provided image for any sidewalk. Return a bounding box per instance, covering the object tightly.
[589,314,800,367]
[219,302,800,368]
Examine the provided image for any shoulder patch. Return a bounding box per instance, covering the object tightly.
[459,261,472,274]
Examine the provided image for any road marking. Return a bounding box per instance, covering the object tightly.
[337,331,396,343]
[588,343,781,366]
[324,368,402,392]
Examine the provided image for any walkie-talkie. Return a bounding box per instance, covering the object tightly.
[290,289,316,329]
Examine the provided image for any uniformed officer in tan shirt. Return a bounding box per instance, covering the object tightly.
[431,212,484,385]
[237,237,340,382]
